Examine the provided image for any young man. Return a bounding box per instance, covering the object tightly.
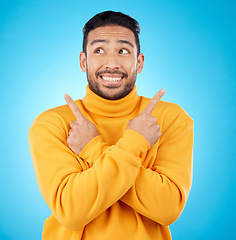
[29,11,194,240]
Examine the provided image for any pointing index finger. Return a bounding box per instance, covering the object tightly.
[144,89,165,114]
[64,94,84,121]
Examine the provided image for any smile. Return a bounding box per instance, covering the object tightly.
[101,76,122,82]
[99,73,125,86]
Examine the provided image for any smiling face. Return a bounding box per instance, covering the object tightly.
[79,25,144,100]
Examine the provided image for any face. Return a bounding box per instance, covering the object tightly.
[80,25,144,100]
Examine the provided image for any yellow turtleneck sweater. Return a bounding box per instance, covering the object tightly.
[29,85,194,240]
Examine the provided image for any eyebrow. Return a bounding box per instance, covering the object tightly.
[118,40,134,48]
[90,39,134,48]
[90,39,107,45]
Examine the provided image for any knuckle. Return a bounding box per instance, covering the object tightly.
[153,125,159,132]
[153,117,157,122]
[142,112,149,118]
[74,124,79,130]
[67,137,71,144]
[157,129,161,138]
[73,106,79,112]
[141,110,147,115]
[70,120,76,127]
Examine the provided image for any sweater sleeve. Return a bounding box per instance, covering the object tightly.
[28,111,149,231]
[120,112,194,226]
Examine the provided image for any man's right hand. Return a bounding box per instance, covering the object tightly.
[64,94,100,155]
[126,89,165,147]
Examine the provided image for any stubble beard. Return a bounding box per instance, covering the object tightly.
[86,71,137,100]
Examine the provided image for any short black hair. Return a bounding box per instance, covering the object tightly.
[82,11,140,55]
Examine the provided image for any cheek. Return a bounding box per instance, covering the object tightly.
[128,64,137,76]
[86,58,102,75]
[86,62,96,75]
[122,58,137,75]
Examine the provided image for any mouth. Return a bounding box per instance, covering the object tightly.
[101,75,123,81]
[98,72,126,86]
[95,68,129,88]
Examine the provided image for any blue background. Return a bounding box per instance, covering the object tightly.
[1,0,235,239]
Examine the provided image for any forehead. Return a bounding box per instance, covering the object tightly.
[87,25,136,45]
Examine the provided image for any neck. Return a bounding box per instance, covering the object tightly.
[82,85,140,117]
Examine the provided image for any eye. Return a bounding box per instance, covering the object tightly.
[119,49,129,54]
[94,48,105,54]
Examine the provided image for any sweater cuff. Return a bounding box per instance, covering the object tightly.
[79,135,109,161]
[116,130,150,157]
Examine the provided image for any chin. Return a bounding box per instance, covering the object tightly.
[88,77,135,100]
[100,87,133,100]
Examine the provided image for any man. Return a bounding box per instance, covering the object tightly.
[29,11,194,240]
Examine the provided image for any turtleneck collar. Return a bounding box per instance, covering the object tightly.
[82,85,140,117]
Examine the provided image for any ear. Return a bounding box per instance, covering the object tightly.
[137,53,144,74]
[79,52,87,72]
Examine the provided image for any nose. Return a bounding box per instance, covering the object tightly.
[104,53,120,70]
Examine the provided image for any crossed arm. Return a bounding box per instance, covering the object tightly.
[29,90,193,231]
[64,89,165,155]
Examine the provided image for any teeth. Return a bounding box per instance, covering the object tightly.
[102,76,122,81]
